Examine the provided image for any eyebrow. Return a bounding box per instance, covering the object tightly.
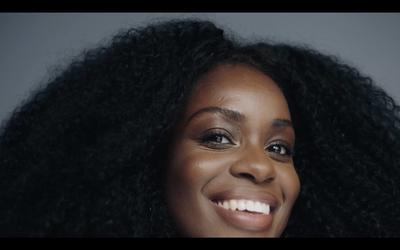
[272,118,293,128]
[186,107,245,125]
[185,106,293,129]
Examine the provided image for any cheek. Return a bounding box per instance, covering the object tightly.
[167,146,228,191]
[165,143,233,236]
[273,166,300,236]
[279,167,301,204]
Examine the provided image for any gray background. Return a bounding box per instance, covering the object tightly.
[1,13,399,124]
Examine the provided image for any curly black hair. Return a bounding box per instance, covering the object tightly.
[0,19,399,237]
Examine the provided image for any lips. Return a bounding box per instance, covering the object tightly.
[208,189,279,232]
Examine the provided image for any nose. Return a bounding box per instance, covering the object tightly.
[229,145,276,184]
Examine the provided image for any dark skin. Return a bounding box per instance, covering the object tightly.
[166,64,300,237]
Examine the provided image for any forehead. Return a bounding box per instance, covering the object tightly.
[184,64,291,119]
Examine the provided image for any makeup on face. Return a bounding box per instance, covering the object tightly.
[166,64,300,237]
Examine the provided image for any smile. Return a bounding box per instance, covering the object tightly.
[208,190,279,232]
[214,199,270,214]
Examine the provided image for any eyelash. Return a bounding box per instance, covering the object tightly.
[265,141,294,158]
[198,130,234,148]
[198,131,294,158]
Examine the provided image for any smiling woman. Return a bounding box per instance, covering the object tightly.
[166,64,299,236]
[0,19,400,237]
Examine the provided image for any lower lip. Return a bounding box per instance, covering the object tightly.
[211,202,274,232]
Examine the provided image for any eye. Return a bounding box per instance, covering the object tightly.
[198,129,235,149]
[266,142,293,157]
[202,134,231,144]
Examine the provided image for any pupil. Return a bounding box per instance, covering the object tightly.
[273,145,283,154]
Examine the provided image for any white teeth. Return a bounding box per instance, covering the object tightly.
[223,201,229,209]
[237,200,246,211]
[214,199,271,214]
[262,203,270,214]
[229,200,238,211]
[246,200,255,211]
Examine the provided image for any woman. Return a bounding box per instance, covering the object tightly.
[0,19,399,237]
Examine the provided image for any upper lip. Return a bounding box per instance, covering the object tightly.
[208,188,280,211]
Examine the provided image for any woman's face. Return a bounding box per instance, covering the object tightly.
[165,64,300,237]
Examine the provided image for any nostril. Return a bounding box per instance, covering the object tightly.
[239,173,255,181]
[237,172,275,184]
